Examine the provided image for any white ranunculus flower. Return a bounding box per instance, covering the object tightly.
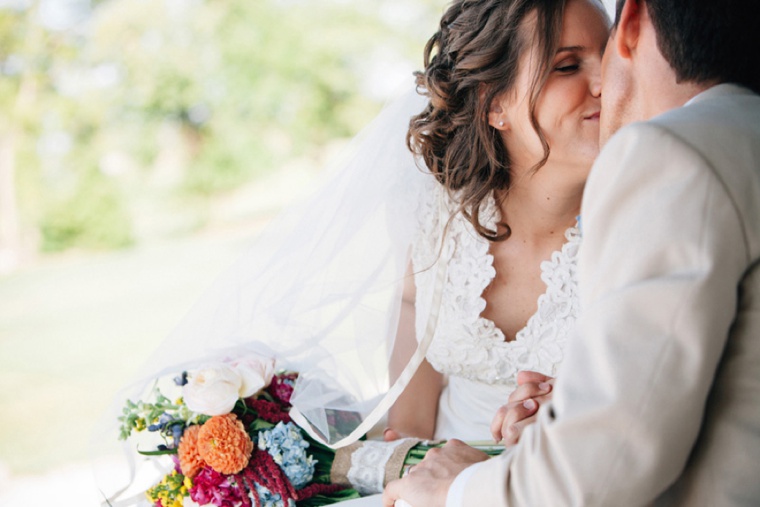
[231,354,276,398]
[182,363,242,416]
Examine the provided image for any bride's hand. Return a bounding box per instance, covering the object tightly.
[383,428,408,441]
[490,371,555,445]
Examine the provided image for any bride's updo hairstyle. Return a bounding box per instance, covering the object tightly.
[408,0,566,241]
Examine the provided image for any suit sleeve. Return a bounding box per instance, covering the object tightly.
[455,123,748,506]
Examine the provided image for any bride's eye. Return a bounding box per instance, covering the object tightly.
[553,60,580,74]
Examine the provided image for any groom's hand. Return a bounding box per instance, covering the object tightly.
[382,439,489,507]
[491,371,554,445]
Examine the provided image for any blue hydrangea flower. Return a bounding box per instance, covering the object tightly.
[257,422,315,489]
[252,482,296,507]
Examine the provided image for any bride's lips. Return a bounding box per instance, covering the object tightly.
[584,111,601,121]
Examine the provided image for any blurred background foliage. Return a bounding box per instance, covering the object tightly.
[0,0,442,486]
[0,0,441,271]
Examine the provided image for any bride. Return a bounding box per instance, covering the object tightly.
[385,0,609,443]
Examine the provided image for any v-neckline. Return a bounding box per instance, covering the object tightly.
[475,223,579,346]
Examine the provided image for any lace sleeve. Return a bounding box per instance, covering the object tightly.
[411,178,448,344]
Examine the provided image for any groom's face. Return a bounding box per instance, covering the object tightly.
[599,28,635,146]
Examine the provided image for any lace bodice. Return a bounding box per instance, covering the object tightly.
[412,180,581,387]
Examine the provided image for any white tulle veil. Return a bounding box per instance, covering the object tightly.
[96,83,447,503]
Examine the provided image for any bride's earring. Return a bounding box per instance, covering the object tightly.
[488,103,508,130]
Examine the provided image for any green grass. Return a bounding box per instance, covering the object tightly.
[0,143,325,476]
[0,230,257,473]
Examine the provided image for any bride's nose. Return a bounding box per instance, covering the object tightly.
[589,70,602,98]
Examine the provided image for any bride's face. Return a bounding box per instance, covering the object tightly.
[494,0,610,181]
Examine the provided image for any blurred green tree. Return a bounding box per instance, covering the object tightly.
[1,3,135,265]
[87,0,409,194]
[0,0,442,263]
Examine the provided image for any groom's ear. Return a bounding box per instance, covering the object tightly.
[614,0,642,60]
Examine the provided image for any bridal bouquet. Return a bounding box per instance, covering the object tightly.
[117,353,504,507]
[118,354,359,507]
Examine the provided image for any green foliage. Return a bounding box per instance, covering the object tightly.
[183,120,275,196]
[86,0,411,199]
[39,171,134,252]
[118,384,205,441]
[1,0,442,258]
[297,488,362,507]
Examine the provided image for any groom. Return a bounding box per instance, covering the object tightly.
[384,0,760,505]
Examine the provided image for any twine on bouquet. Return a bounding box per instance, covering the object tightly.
[330,438,424,495]
[329,439,504,496]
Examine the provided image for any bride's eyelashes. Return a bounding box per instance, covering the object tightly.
[553,59,581,74]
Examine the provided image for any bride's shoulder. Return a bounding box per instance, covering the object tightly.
[415,175,445,220]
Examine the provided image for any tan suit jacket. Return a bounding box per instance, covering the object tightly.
[457,84,760,505]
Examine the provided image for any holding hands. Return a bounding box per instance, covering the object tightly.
[382,439,489,507]
[382,371,554,507]
[491,370,554,445]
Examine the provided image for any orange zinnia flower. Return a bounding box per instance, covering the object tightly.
[178,424,205,479]
[197,413,254,474]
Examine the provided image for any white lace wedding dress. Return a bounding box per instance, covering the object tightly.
[339,181,580,506]
[412,180,581,441]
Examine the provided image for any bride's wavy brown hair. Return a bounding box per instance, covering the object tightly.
[408,0,566,241]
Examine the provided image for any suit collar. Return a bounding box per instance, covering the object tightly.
[685,83,757,106]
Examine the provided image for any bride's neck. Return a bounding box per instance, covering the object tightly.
[497,169,583,244]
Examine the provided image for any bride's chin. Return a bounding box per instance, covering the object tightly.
[558,143,600,171]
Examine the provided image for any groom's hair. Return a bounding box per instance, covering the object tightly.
[615,0,760,93]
